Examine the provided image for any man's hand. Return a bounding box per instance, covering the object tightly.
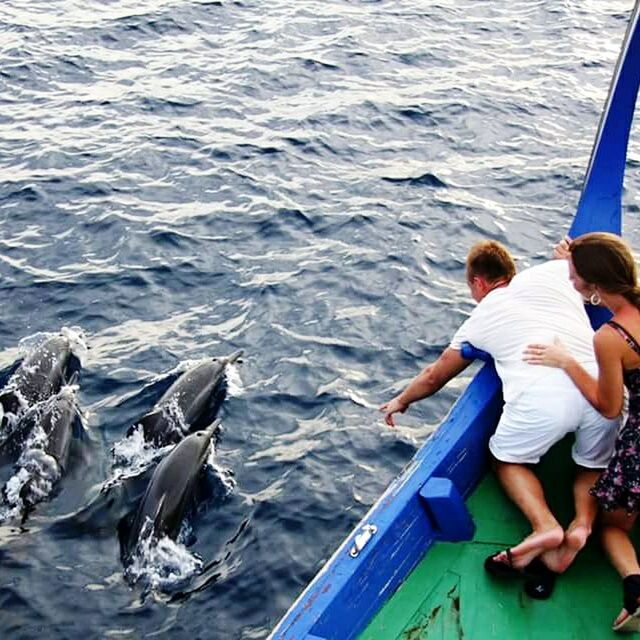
[553,236,572,260]
[380,348,471,428]
[379,396,408,427]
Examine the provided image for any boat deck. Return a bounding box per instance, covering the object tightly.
[359,442,627,640]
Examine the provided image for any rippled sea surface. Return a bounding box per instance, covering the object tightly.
[1,0,640,637]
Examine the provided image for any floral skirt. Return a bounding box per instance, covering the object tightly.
[590,420,640,513]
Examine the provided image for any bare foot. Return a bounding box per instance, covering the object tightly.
[543,524,590,573]
[496,526,563,569]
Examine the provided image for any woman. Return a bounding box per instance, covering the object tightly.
[524,232,640,632]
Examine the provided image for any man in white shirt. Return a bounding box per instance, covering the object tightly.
[381,240,619,584]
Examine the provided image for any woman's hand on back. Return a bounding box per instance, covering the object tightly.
[523,336,572,369]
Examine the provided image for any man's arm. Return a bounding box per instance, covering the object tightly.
[380,348,471,426]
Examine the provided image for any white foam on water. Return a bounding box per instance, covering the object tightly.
[1,468,31,520]
[225,362,244,397]
[1,428,62,519]
[205,445,236,497]
[124,518,203,591]
[108,426,171,487]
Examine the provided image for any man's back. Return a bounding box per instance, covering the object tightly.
[450,260,596,403]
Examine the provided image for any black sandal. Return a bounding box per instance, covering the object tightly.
[484,549,522,579]
[613,574,640,632]
[523,558,558,600]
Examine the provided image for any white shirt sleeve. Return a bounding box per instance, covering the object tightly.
[449,317,471,351]
[448,292,500,351]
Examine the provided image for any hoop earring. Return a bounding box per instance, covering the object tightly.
[589,290,601,306]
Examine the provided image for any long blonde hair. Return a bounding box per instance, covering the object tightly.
[570,232,640,309]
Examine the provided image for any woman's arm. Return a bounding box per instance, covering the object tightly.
[523,330,625,418]
[589,329,625,418]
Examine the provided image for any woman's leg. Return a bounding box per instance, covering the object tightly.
[601,510,639,577]
[600,510,640,629]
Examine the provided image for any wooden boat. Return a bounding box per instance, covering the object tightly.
[269,3,640,639]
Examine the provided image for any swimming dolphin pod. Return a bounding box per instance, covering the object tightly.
[129,350,242,447]
[0,329,240,582]
[119,420,220,566]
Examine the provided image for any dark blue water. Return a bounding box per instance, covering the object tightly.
[1,0,639,637]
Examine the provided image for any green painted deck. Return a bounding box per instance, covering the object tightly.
[359,441,629,640]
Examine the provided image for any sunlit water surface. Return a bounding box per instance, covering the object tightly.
[1,0,639,637]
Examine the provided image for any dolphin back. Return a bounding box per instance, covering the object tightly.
[134,352,241,446]
[1,333,79,423]
[15,336,74,402]
[121,422,218,564]
[42,389,81,472]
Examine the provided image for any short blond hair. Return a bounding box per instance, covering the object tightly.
[466,240,516,283]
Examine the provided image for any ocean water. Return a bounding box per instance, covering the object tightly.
[0,0,639,638]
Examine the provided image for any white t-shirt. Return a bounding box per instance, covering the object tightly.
[449,259,597,404]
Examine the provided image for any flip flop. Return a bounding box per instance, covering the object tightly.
[484,549,521,579]
[523,559,557,600]
[613,574,640,632]
[613,610,640,632]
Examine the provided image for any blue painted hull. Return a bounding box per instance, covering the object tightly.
[269,3,640,638]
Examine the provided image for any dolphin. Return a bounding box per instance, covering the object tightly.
[0,332,82,425]
[119,419,219,565]
[4,385,83,512]
[2,386,84,522]
[5,383,80,467]
[35,384,80,474]
[130,351,241,447]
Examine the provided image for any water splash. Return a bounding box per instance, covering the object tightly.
[225,362,244,398]
[123,518,203,591]
[206,443,236,497]
[109,426,172,487]
[1,430,62,520]
[16,332,50,355]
